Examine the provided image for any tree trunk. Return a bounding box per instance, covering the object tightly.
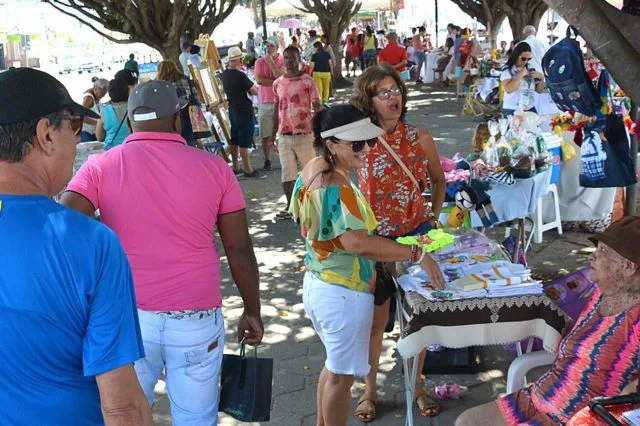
[157,42,182,65]
[251,0,262,30]
[297,0,359,88]
[331,41,351,88]
[507,10,543,41]
[543,0,640,214]
[488,13,506,49]
[489,17,504,48]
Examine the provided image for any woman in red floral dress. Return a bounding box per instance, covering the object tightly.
[350,64,446,422]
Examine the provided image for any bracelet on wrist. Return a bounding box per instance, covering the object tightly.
[410,245,424,264]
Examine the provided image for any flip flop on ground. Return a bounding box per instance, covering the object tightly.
[354,397,376,423]
[414,391,440,417]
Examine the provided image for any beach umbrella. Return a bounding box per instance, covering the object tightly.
[279,18,305,29]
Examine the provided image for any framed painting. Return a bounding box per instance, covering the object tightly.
[191,64,221,107]
[216,106,232,143]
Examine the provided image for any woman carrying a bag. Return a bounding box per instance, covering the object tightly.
[95,78,130,151]
[350,65,446,422]
[290,104,444,426]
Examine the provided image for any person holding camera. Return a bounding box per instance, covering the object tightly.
[501,42,545,116]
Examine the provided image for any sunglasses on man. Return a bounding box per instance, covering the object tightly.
[330,137,377,153]
[60,114,84,136]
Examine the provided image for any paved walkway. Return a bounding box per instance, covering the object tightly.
[152,80,598,425]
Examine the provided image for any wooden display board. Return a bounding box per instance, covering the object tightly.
[189,36,231,152]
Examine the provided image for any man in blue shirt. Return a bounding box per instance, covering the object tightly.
[0,68,152,425]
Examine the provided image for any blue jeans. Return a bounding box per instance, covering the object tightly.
[134,308,225,425]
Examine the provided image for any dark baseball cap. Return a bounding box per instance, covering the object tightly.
[0,67,100,125]
[127,80,187,122]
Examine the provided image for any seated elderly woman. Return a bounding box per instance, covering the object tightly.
[456,216,640,426]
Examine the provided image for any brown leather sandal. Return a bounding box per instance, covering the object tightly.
[414,391,440,417]
[354,397,376,423]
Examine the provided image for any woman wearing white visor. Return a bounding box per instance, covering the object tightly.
[290,104,445,426]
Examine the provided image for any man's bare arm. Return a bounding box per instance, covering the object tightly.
[96,365,153,426]
[60,191,96,217]
[217,210,264,345]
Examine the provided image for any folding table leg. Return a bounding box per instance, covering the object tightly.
[396,290,415,426]
[402,355,417,426]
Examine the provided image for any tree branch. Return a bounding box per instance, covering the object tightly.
[44,1,134,43]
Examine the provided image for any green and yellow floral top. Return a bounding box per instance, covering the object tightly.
[289,177,378,294]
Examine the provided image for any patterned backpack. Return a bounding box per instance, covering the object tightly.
[542,26,601,116]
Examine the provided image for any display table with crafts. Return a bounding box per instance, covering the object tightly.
[393,229,572,426]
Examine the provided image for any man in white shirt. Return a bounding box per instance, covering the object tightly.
[179,41,192,75]
[523,25,550,73]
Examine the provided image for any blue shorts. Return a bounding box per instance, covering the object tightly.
[229,109,255,149]
[414,51,426,66]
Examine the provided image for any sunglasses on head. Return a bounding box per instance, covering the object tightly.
[330,137,377,153]
[60,114,84,136]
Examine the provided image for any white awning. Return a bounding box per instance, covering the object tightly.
[266,0,304,17]
[266,0,391,18]
[360,0,391,11]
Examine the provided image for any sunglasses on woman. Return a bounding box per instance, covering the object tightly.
[331,137,377,153]
[60,114,84,136]
[519,56,532,62]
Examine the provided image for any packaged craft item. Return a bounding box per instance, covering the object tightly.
[396,229,456,253]
[481,120,500,168]
[534,136,550,172]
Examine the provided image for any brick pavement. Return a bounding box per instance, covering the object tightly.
[152,80,597,425]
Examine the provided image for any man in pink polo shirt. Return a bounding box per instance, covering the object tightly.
[60,80,263,425]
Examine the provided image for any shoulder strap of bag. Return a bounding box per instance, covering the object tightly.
[376,135,420,189]
[109,106,127,146]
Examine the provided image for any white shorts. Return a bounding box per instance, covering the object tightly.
[303,272,374,377]
[258,103,276,140]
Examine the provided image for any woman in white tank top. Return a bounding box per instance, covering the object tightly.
[80,78,108,142]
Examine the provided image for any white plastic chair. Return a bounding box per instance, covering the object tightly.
[506,350,556,393]
[533,183,563,244]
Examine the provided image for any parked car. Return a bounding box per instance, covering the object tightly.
[58,55,79,74]
[78,55,105,74]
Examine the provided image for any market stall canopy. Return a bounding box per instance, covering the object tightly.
[266,0,303,17]
[360,0,391,11]
[266,0,391,17]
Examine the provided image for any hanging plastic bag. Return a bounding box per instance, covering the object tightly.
[561,139,577,162]
[481,120,500,168]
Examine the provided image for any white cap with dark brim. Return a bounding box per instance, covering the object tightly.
[320,117,384,141]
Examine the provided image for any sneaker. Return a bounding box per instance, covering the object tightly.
[232,168,243,176]
[243,170,266,179]
[263,160,272,171]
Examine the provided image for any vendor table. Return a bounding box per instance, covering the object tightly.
[420,51,441,84]
[395,290,572,426]
[476,76,499,103]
